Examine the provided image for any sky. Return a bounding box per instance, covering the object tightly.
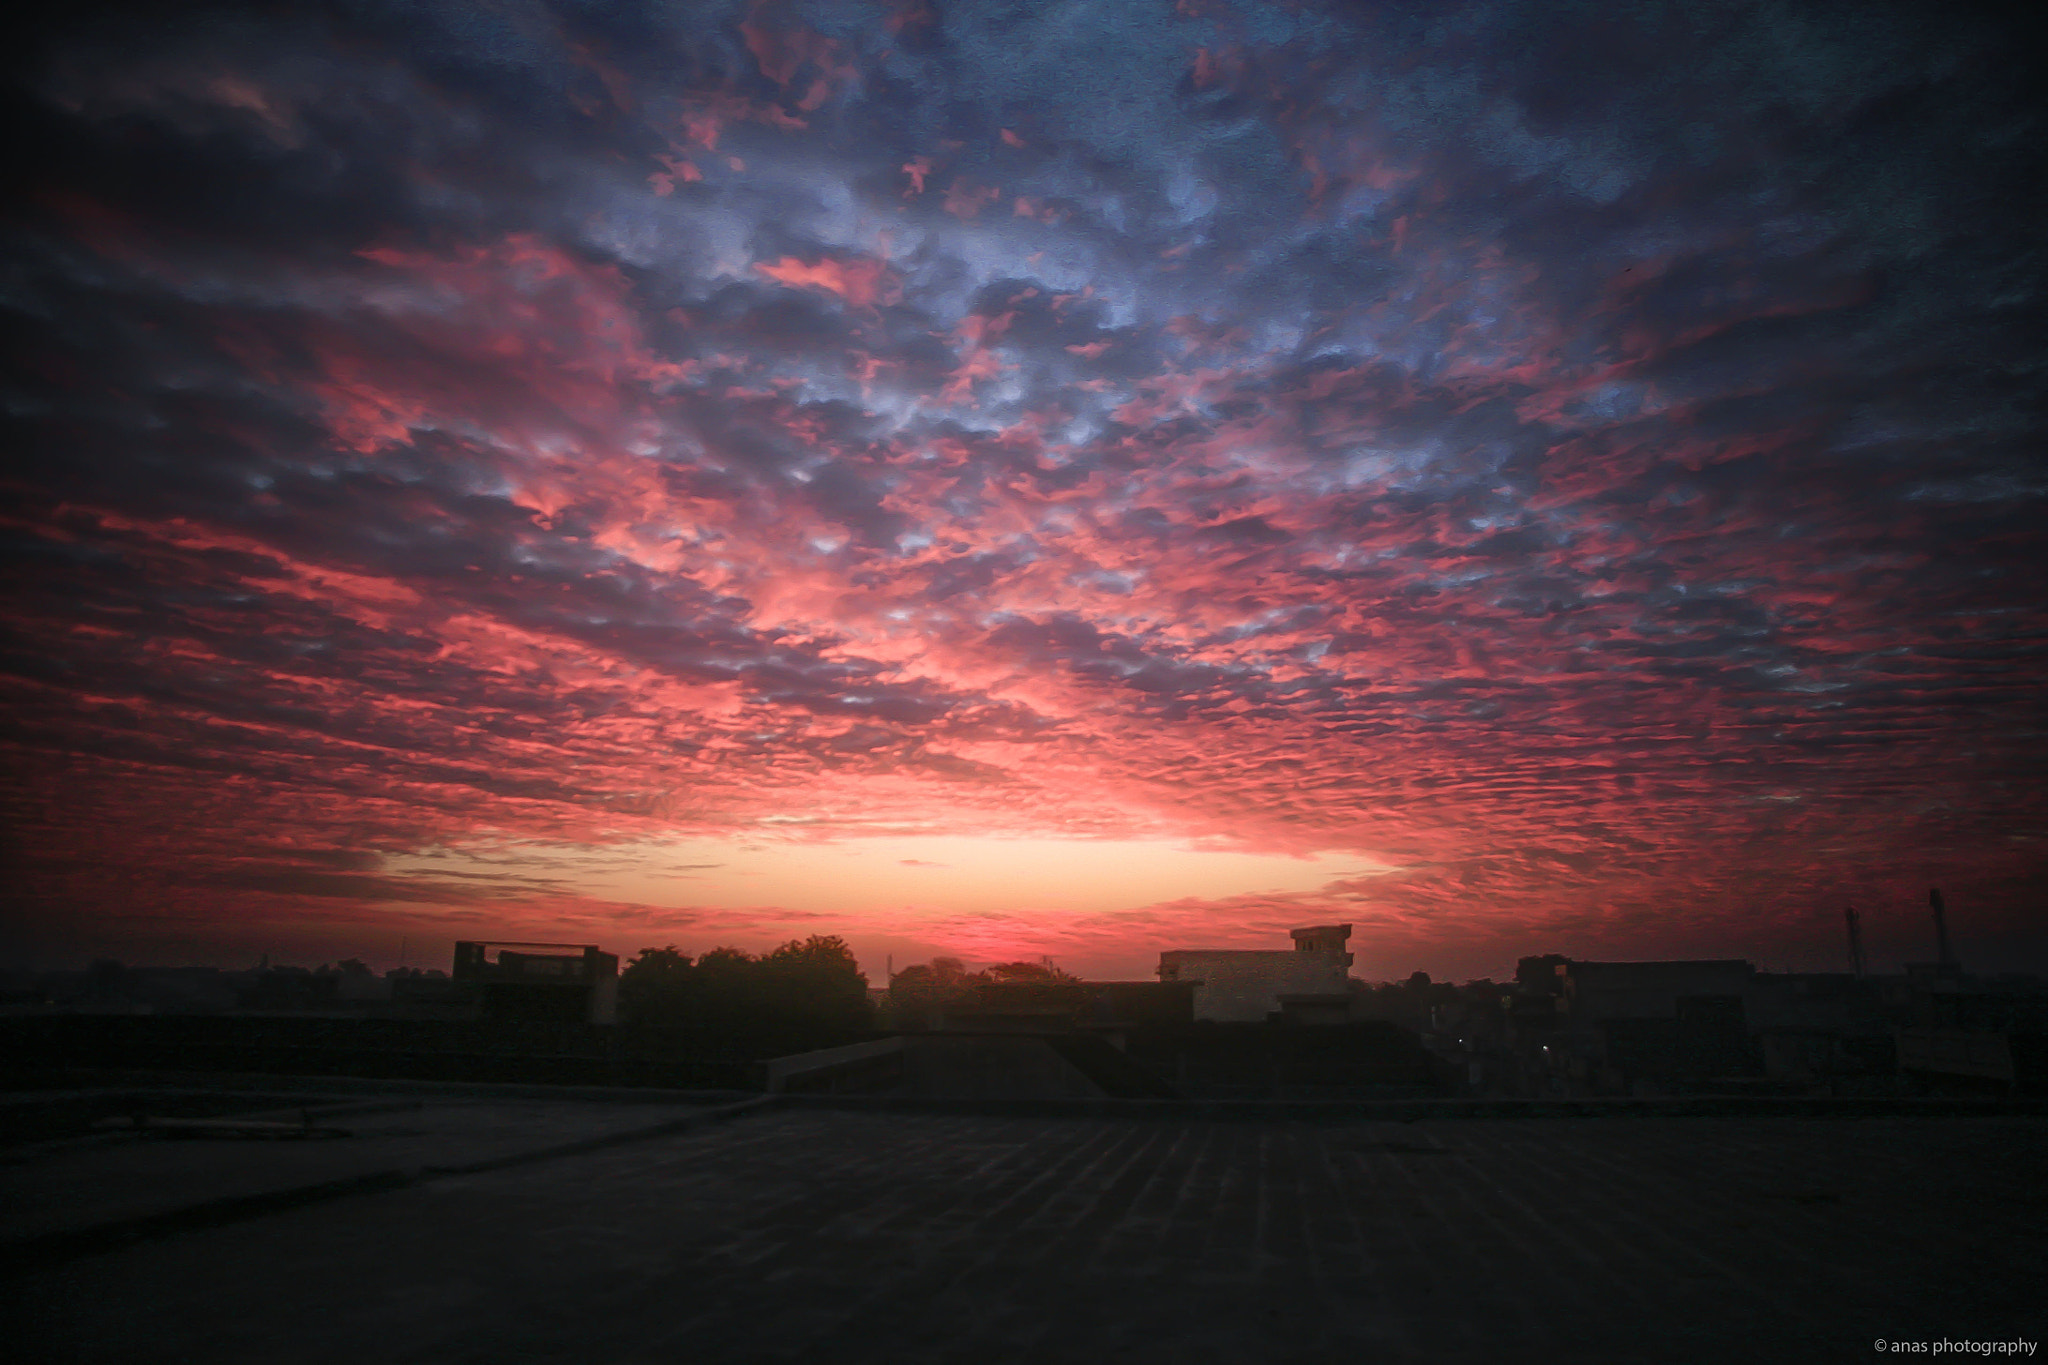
[2,0,2044,983]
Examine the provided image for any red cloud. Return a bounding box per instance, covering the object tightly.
[942,179,1001,221]
[752,255,901,309]
[649,153,702,195]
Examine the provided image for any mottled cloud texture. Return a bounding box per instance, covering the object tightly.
[2,0,2044,977]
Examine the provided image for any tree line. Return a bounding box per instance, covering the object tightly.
[618,941,1081,1039]
[879,956,1078,1029]
[618,936,873,1043]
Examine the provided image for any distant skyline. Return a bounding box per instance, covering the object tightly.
[3,1,2045,982]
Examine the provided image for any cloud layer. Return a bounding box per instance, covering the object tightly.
[3,0,2045,976]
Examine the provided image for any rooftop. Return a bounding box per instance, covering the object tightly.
[4,1081,2042,1363]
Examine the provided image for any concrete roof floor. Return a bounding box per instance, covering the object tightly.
[8,1107,2044,1364]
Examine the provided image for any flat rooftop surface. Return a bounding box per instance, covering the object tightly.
[0,1087,737,1242]
[9,1108,2044,1364]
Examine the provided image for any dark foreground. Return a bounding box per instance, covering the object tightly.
[5,1091,2043,1364]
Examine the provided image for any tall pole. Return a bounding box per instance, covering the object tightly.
[1930,888,1954,969]
[1843,906,1866,978]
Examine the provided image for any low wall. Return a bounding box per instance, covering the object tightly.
[765,1037,906,1094]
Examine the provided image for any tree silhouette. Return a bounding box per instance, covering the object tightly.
[884,957,976,1030]
[619,946,697,1027]
[761,936,870,1034]
[884,956,1081,1028]
[984,960,1079,984]
[618,938,872,1045]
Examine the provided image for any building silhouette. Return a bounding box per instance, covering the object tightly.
[1157,924,1355,1023]
[450,942,618,1025]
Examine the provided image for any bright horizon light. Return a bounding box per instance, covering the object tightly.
[390,835,1399,920]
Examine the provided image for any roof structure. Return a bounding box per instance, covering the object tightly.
[7,1087,2042,1363]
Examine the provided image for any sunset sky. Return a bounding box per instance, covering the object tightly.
[3,0,2044,982]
